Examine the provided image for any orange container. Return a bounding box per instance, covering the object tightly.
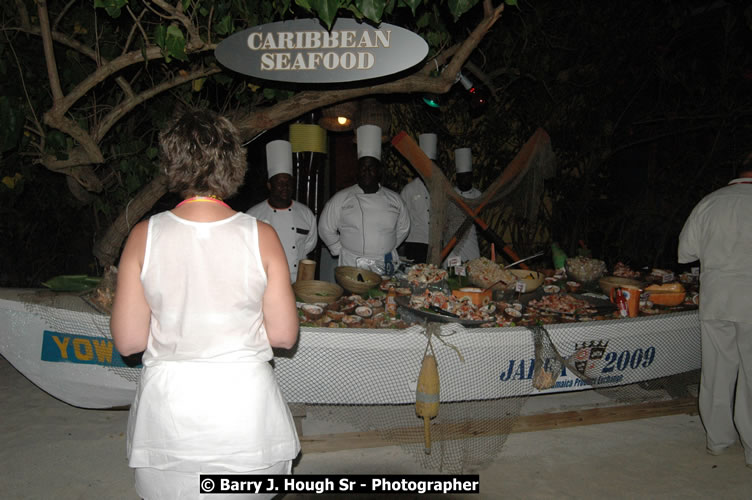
[452,287,492,306]
[644,283,686,306]
[610,285,640,318]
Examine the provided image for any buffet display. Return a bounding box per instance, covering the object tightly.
[296,257,699,329]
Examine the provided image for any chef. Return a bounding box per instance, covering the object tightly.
[318,124,411,272]
[399,133,436,263]
[443,147,481,265]
[247,139,318,282]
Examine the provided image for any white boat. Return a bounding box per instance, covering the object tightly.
[0,288,701,409]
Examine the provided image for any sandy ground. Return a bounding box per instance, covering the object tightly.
[2,355,751,499]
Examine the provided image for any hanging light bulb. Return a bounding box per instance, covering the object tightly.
[319,101,360,132]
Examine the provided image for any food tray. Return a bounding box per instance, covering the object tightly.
[395,296,494,327]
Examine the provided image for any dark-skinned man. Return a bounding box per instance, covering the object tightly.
[318,124,410,272]
[247,139,317,282]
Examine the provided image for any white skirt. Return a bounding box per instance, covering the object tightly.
[135,460,291,500]
[128,361,300,473]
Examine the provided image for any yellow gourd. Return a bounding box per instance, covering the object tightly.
[415,353,440,455]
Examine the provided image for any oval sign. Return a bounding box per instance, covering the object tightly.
[214,18,429,84]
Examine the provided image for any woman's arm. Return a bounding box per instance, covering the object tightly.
[110,220,151,356]
[258,221,299,349]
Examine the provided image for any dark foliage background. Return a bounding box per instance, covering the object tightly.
[1,0,750,285]
[384,0,751,269]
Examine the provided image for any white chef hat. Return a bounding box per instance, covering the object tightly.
[266,140,293,178]
[356,124,382,160]
[454,147,473,174]
[419,133,438,160]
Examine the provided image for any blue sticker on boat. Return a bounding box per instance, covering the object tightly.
[41,330,136,367]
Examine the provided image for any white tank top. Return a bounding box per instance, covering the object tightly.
[140,211,272,364]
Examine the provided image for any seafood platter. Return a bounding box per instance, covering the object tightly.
[296,259,699,328]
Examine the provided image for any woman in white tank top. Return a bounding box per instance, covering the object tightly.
[111,109,300,500]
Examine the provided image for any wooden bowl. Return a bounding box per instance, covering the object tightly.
[335,266,381,294]
[293,280,343,304]
[599,276,642,296]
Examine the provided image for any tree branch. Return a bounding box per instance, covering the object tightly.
[234,4,506,140]
[52,0,77,32]
[150,0,202,46]
[3,29,43,148]
[41,113,105,174]
[9,25,137,99]
[36,0,64,103]
[36,148,103,191]
[93,66,223,142]
[443,2,504,80]
[52,44,215,117]
[92,175,169,267]
[123,6,149,56]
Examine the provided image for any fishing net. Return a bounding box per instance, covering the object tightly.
[20,290,141,383]
[14,291,700,473]
[273,312,700,473]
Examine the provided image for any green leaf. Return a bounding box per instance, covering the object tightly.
[308,0,340,29]
[355,0,386,23]
[94,0,128,18]
[448,0,478,20]
[41,275,101,293]
[505,0,518,5]
[212,73,233,86]
[295,0,313,12]
[154,25,167,49]
[182,0,192,12]
[0,96,25,153]
[165,24,188,62]
[346,4,365,19]
[214,14,233,35]
[125,173,141,193]
[416,12,431,28]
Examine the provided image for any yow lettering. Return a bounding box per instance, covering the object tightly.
[40,330,137,368]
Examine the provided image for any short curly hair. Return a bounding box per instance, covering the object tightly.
[159,108,247,199]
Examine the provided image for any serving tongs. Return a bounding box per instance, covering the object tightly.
[428,304,460,318]
[503,251,545,270]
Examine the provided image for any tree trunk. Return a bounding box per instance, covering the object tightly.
[92,175,168,267]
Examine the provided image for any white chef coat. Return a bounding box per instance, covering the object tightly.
[318,184,411,268]
[247,200,317,282]
[678,178,752,323]
[443,186,482,265]
[400,178,430,245]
